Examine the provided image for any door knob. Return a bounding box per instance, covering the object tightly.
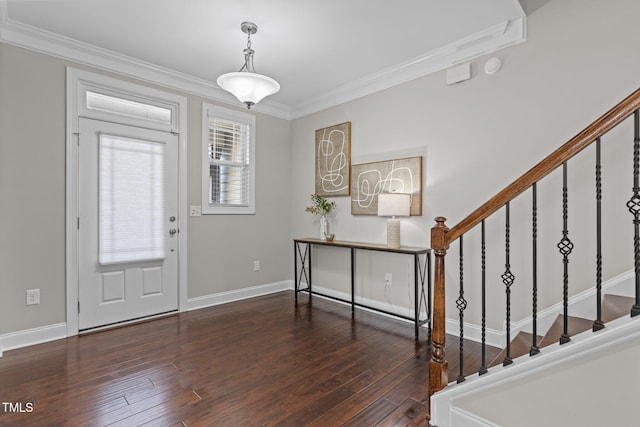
[169,228,177,235]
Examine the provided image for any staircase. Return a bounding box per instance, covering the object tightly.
[432,296,640,427]
[487,293,633,369]
[426,88,640,426]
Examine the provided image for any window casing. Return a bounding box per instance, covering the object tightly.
[202,104,255,214]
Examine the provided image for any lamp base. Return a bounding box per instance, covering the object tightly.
[386,218,401,248]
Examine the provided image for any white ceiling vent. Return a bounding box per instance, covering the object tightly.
[446,63,471,85]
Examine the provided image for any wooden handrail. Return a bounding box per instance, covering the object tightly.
[427,88,640,421]
[446,88,640,244]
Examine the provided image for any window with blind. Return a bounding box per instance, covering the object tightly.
[99,133,166,264]
[202,104,255,214]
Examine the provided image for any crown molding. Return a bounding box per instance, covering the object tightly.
[1,3,525,121]
[0,7,293,119]
[290,18,526,119]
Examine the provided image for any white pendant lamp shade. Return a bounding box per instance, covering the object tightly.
[216,71,280,107]
[217,22,280,109]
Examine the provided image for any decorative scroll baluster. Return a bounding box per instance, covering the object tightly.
[530,183,540,355]
[426,91,640,424]
[457,235,467,383]
[594,138,605,331]
[502,202,515,366]
[629,110,640,317]
[479,220,488,375]
[558,162,573,344]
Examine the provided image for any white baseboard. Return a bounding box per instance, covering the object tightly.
[0,281,292,357]
[446,318,504,349]
[187,280,292,311]
[0,322,67,357]
[445,269,635,349]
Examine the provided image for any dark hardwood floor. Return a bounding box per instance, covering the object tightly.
[0,291,495,426]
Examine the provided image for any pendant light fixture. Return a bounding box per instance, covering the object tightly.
[217,21,280,109]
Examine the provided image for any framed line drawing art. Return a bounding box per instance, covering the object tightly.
[315,122,351,196]
[350,156,422,215]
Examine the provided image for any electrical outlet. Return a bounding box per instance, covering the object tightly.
[26,289,40,306]
[253,261,261,271]
[189,205,201,217]
[384,273,392,286]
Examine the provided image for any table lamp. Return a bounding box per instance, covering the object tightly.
[377,193,411,248]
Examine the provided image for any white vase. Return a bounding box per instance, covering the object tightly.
[320,215,328,240]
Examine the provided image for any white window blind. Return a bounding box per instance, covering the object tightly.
[208,118,250,206]
[202,104,255,214]
[99,134,166,264]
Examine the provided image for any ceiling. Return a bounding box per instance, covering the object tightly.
[0,1,526,119]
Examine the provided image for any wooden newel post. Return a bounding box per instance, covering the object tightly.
[428,216,449,420]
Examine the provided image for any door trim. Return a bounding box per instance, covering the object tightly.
[66,67,188,336]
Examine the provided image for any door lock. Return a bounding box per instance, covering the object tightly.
[169,216,176,222]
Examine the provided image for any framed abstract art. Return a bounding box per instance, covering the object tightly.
[350,156,422,215]
[315,122,351,196]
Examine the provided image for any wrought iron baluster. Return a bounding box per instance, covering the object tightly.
[457,235,467,383]
[502,202,514,366]
[629,110,640,317]
[594,138,605,331]
[558,162,573,344]
[479,220,488,375]
[530,183,540,355]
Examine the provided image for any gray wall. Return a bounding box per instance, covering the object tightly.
[289,0,640,329]
[0,43,292,335]
[2,0,640,337]
[0,45,68,334]
[187,96,292,297]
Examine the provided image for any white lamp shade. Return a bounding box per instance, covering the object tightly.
[377,193,411,217]
[217,72,280,105]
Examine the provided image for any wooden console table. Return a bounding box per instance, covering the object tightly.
[293,238,431,340]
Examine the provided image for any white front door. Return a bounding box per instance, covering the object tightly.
[78,118,178,330]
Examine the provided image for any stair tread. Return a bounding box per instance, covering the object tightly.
[601,294,635,323]
[538,314,592,348]
[488,332,542,368]
[459,295,635,378]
